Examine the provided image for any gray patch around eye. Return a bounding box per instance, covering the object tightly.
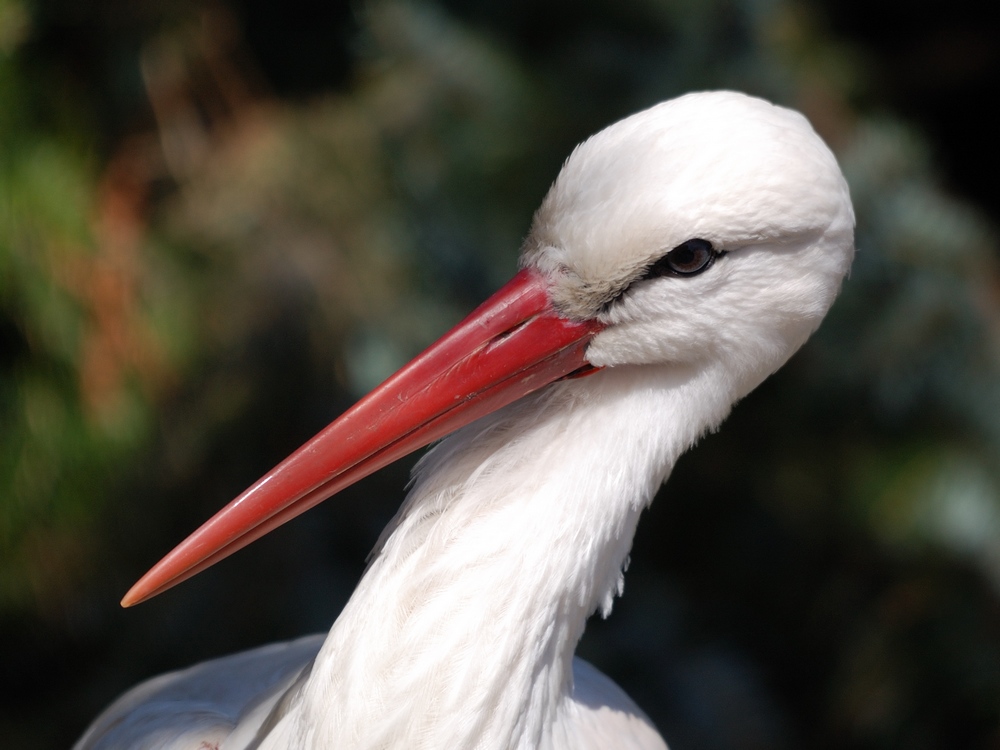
[521,242,650,320]
[595,280,637,315]
[551,272,644,320]
[589,248,728,316]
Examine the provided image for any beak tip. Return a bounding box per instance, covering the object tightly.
[121,581,151,608]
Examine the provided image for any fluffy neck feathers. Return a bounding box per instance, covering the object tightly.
[284,361,739,749]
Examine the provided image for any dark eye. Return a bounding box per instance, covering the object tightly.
[643,239,719,279]
[600,238,725,313]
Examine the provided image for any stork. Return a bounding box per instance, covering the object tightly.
[75,91,854,750]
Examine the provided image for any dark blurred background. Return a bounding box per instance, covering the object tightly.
[2,0,999,748]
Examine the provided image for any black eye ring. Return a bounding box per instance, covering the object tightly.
[599,239,726,314]
[642,239,723,280]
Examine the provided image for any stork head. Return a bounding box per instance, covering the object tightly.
[122,91,854,606]
[525,91,854,389]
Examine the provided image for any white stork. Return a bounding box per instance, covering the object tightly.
[75,91,855,750]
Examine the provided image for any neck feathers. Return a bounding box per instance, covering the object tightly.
[288,363,736,749]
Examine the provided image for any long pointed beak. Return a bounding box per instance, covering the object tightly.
[122,269,604,606]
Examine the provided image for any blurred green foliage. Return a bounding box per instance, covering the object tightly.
[1,0,155,611]
[1,0,998,748]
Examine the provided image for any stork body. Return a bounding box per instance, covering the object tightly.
[76,91,854,750]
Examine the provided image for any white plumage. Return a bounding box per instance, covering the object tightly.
[75,91,855,750]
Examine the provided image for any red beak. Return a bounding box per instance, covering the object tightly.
[122,269,604,606]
